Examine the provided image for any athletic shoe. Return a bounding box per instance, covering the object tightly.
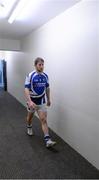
[46,139,56,148]
[27,126,33,136]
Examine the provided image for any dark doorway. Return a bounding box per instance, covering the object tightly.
[3,60,7,91]
[0,60,7,91]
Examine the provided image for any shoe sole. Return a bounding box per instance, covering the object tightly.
[27,133,33,136]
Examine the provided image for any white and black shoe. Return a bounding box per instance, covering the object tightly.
[27,125,33,136]
[44,135,56,148]
[46,139,56,148]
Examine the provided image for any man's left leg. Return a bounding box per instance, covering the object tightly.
[37,110,56,147]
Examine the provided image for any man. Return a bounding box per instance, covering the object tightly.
[24,57,56,148]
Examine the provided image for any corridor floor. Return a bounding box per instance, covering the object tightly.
[0,90,99,179]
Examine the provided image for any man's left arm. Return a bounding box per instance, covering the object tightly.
[46,87,51,106]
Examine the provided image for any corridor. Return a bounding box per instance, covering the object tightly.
[0,90,99,179]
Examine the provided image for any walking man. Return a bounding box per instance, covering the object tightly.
[24,57,56,147]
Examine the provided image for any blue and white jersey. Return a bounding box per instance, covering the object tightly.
[25,71,49,105]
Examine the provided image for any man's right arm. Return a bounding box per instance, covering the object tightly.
[24,88,36,109]
[24,88,31,103]
[24,73,36,109]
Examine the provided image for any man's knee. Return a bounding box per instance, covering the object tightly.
[40,117,47,124]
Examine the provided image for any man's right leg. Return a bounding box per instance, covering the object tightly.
[26,111,34,135]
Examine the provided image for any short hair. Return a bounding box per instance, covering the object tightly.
[34,57,44,66]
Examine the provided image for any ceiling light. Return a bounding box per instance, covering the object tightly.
[8,0,28,24]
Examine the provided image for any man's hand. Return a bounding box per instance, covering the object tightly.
[28,100,37,109]
[47,100,51,106]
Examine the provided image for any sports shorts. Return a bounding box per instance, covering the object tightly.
[27,103,47,113]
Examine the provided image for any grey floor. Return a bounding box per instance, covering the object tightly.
[0,90,99,179]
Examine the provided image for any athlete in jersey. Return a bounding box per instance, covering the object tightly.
[25,71,49,105]
[24,57,56,148]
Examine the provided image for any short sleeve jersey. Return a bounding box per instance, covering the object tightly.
[25,71,49,99]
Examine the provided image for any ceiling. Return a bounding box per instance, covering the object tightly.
[0,0,80,40]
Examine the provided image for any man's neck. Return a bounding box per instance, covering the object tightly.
[36,70,43,74]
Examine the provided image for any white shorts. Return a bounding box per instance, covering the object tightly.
[27,103,47,113]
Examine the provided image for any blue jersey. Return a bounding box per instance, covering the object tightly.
[25,71,49,105]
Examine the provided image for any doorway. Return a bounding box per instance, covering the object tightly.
[0,60,7,91]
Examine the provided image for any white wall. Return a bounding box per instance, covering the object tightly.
[5,51,33,105]
[7,0,99,169]
[0,51,5,59]
[0,38,21,51]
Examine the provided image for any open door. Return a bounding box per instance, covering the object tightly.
[0,60,7,91]
[0,60,4,89]
[3,60,7,91]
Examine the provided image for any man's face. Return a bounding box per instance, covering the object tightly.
[36,61,44,72]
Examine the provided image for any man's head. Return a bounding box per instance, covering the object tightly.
[34,57,44,73]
